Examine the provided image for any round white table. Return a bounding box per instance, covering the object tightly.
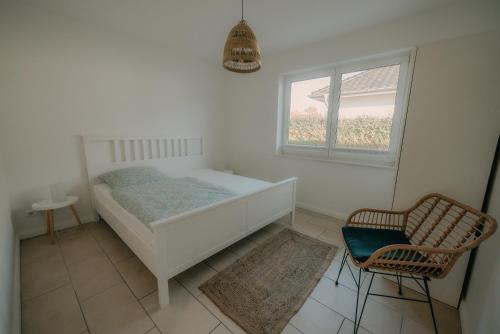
[32,196,82,243]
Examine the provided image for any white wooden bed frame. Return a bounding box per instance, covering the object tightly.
[82,135,297,307]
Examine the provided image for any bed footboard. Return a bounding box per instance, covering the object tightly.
[152,177,296,307]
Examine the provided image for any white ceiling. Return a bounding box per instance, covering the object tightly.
[23,0,459,62]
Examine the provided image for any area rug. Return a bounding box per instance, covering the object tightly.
[199,228,337,334]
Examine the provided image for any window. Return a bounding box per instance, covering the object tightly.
[288,76,330,146]
[278,50,413,166]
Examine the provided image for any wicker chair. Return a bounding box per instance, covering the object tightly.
[335,193,497,334]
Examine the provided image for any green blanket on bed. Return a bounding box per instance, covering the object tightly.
[111,177,236,228]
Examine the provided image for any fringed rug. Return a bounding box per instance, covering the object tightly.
[199,228,337,334]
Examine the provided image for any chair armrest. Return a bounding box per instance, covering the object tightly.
[347,208,406,230]
[361,244,459,278]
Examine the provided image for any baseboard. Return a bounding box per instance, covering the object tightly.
[295,201,349,221]
[11,235,20,334]
[17,215,95,240]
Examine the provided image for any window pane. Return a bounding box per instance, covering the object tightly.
[288,76,330,146]
[335,65,400,151]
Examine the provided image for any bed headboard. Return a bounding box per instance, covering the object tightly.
[82,135,204,186]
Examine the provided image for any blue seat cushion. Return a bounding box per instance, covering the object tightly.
[342,226,413,263]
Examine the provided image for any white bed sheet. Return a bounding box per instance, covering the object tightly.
[93,168,273,247]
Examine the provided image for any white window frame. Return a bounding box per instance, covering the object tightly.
[277,49,415,168]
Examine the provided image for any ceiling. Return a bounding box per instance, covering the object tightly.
[22,0,459,62]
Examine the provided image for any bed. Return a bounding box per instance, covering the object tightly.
[83,135,297,307]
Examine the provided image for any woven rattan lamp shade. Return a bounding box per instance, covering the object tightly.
[223,19,261,73]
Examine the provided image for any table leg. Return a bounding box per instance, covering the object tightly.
[48,209,55,244]
[70,204,82,226]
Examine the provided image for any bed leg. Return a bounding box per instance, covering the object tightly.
[290,209,296,226]
[158,278,170,308]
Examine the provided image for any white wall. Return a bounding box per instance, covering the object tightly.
[0,153,18,333]
[460,162,500,334]
[223,0,500,306]
[393,31,500,307]
[0,3,228,238]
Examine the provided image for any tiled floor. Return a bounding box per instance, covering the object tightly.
[20,208,461,334]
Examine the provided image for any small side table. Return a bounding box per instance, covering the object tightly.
[32,196,82,243]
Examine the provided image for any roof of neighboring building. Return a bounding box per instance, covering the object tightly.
[308,65,399,103]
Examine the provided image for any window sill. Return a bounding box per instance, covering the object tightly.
[274,151,397,169]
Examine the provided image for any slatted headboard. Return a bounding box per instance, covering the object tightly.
[82,135,204,188]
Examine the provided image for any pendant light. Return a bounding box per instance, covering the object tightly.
[223,0,261,73]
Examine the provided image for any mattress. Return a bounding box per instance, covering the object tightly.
[93,169,273,245]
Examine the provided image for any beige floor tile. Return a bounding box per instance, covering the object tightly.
[145,328,161,334]
[211,324,233,334]
[205,249,239,272]
[332,217,346,225]
[311,277,358,320]
[401,317,434,334]
[228,238,258,257]
[141,281,220,334]
[82,283,154,334]
[314,277,402,334]
[21,235,60,267]
[294,210,314,225]
[291,220,325,238]
[176,262,217,297]
[281,324,302,334]
[306,210,342,223]
[86,221,117,242]
[360,276,460,333]
[323,259,366,291]
[247,228,274,244]
[68,253,123,301]
[318,229,344,247]
[116,256,157,299]
[290,298,344,334]
[338,319,372,334]
[59,229,103,265]
[434,307,461,334]
[335,247,346,261]
[21,251,70,300]
[100,237,135,264]
[22,284,87,334]
[57,225,87,238]
[197,293,246,334]
[401,315,460,334]
[306,210,332,219]
[434,302,461,333]
[359,298,403,334]
[309,216,343,231]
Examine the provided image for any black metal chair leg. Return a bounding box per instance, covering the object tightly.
[397,273,403,295]
[353,268,362,334]
[424,278,439,334]
[355,272,374,334]
[335,248,348,286]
